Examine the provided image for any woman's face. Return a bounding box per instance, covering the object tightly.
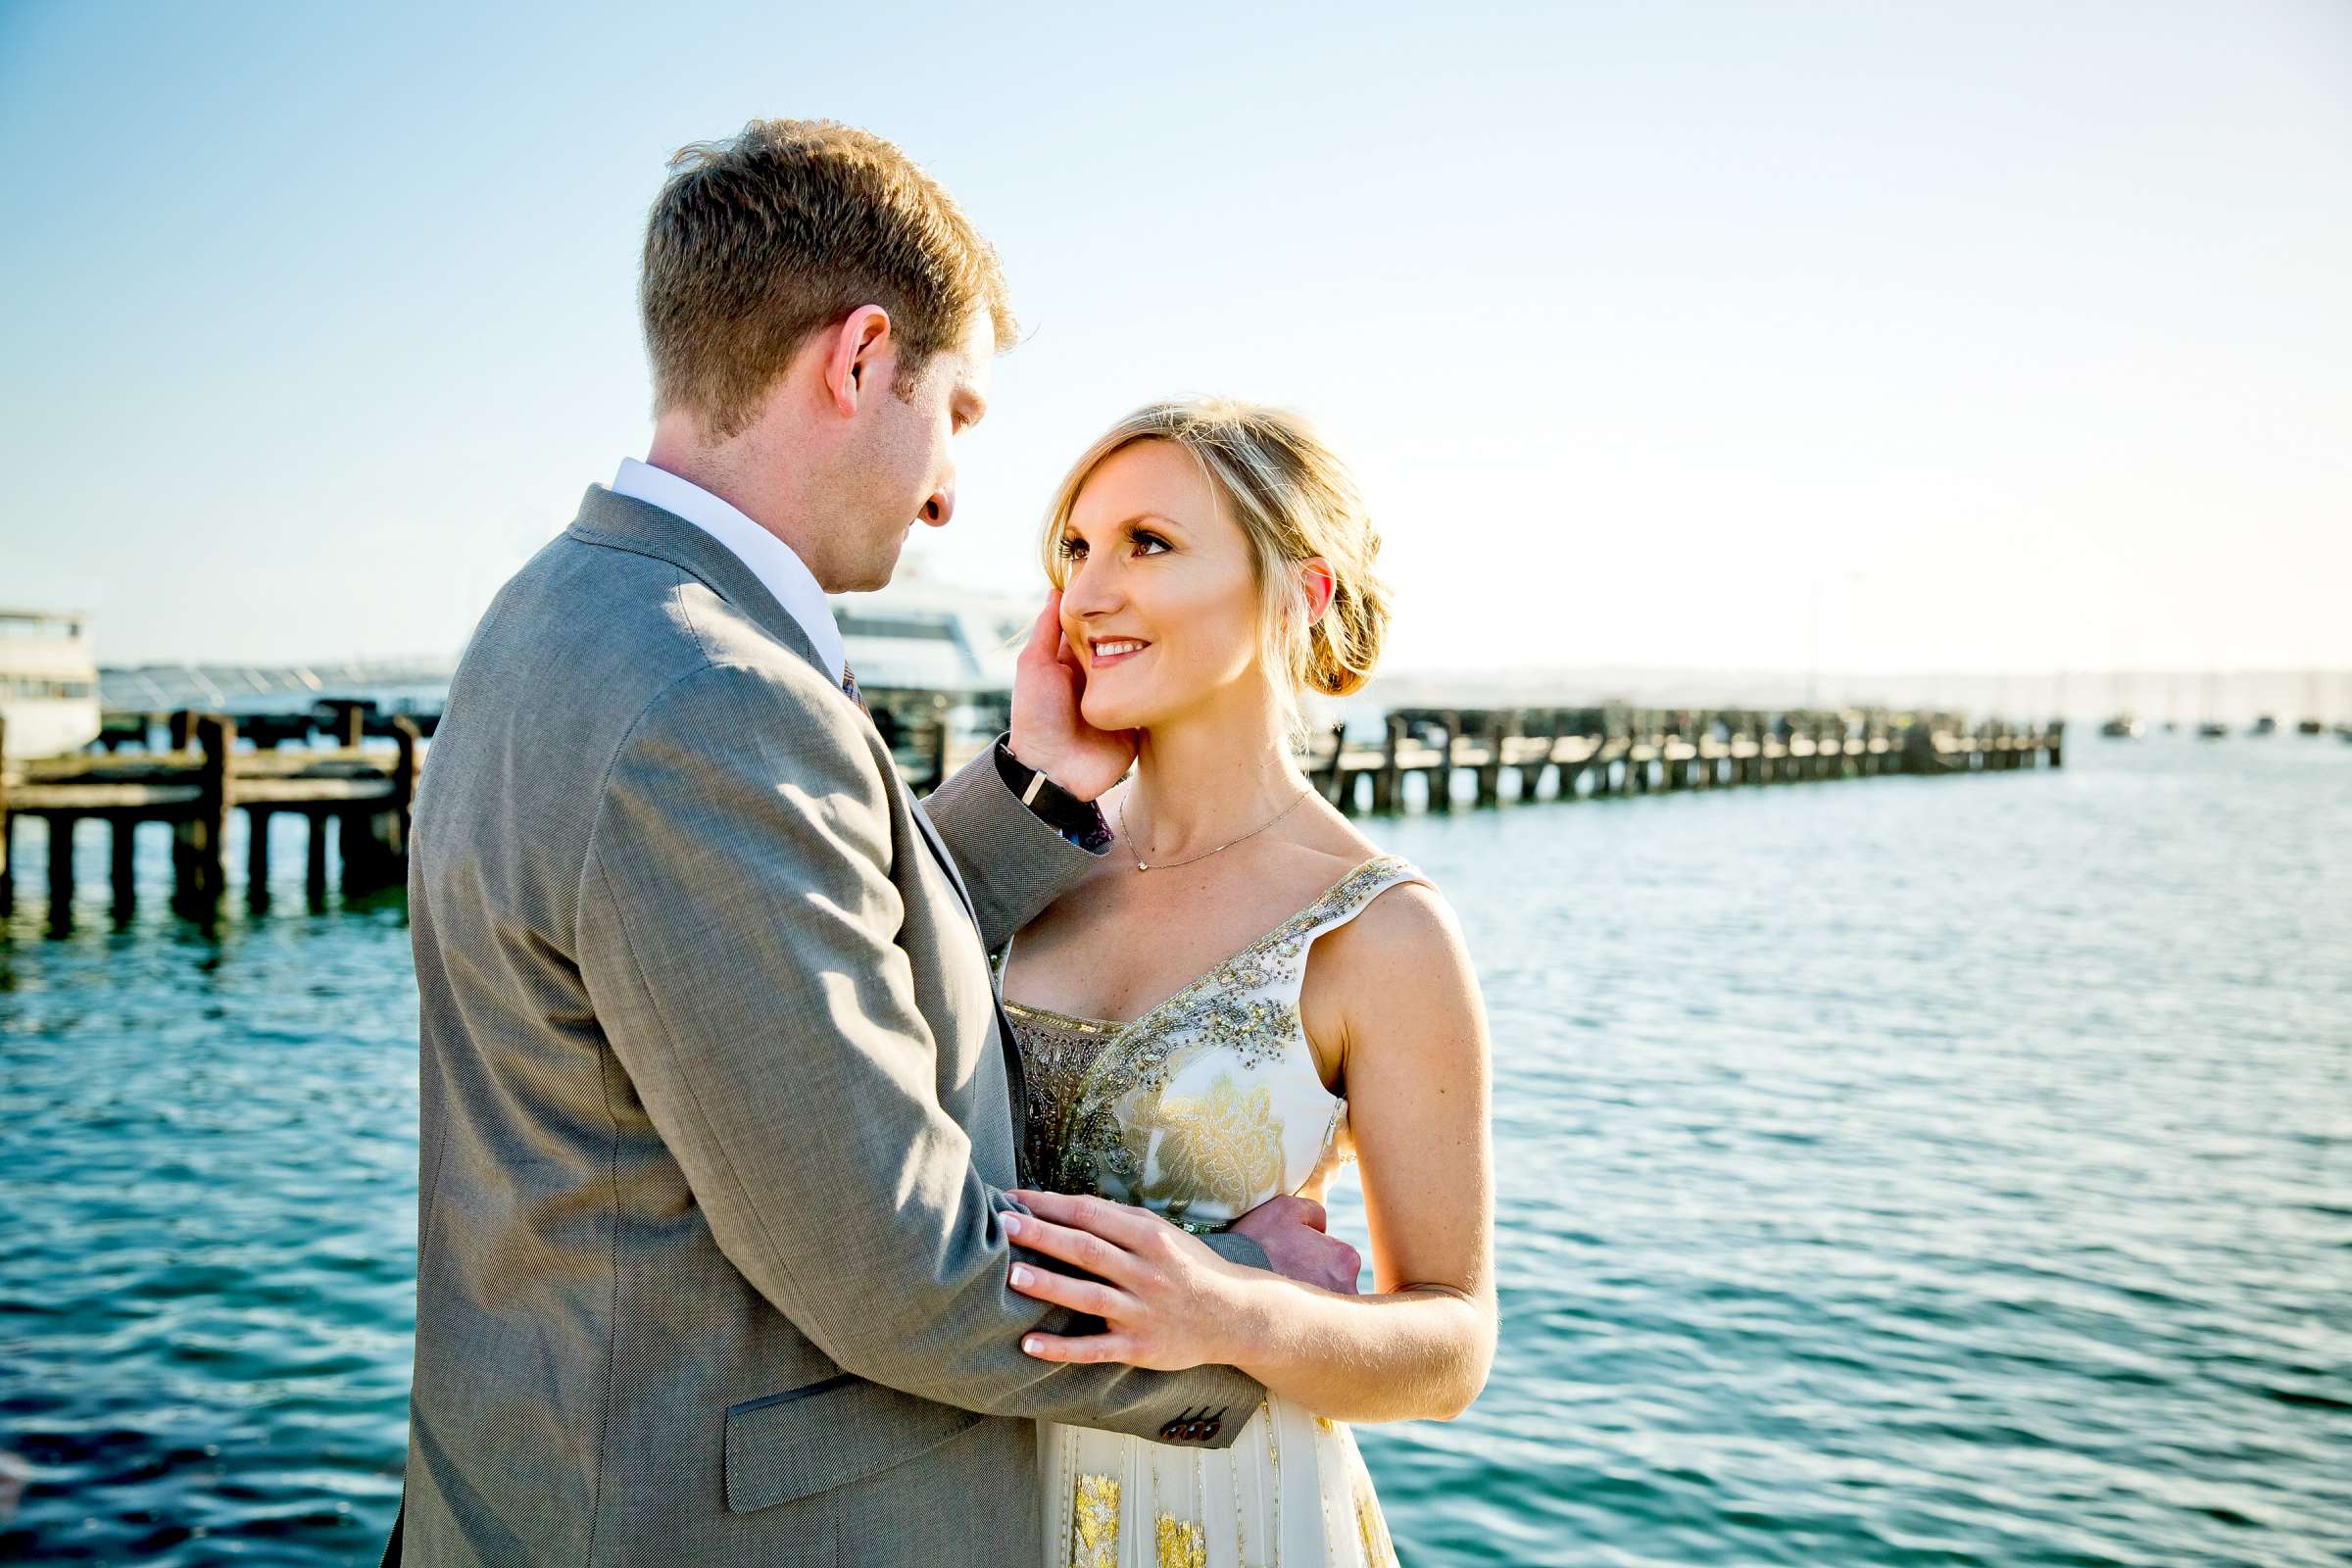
[1054,439,1266,734]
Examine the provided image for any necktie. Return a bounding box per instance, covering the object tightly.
[840,659,870,718]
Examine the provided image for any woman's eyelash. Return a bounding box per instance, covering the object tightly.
[1055,531,1170,560]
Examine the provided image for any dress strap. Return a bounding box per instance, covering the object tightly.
[1271,856,1431,988]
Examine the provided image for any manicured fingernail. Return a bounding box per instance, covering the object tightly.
[1023,1337,1044,1354]
[1010,1265,1032,1287]
[1003,1214,1023,1236]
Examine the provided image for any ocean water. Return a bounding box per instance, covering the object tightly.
[2,740,2346,1565]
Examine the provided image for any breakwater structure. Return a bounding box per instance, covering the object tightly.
[1,701,2058,931]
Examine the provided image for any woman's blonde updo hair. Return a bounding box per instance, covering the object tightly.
[1039,397,1393,752]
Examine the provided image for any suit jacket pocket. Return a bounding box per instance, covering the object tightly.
[722,1372,989,1514]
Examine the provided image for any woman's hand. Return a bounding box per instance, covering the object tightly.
[1007,592,1138,801]
[1003,1189,1258,1370]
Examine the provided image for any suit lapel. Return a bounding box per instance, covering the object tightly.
[567,484,1031,1178]
[902,775,1034,1183]
[568,487,972,909]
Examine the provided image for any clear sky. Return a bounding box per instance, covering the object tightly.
[4,0,2347,675]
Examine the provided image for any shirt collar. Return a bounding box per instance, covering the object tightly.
[610,458,847,687]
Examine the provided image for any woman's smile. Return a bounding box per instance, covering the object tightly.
[1087,636,1152,668]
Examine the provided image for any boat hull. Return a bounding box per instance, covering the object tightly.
[0,698,102,760]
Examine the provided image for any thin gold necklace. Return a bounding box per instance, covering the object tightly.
[1116,784,1313,872]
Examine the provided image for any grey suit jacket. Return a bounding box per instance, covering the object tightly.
[391,485,1267,1566]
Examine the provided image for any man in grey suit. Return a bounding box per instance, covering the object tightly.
[384,120,1357,1565]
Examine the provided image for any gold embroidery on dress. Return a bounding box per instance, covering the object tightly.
[1153,1512,1208,1568]
[1002,1003,1121,1195]
[1353,1480,1398,1568]
[1313,1413,1335,1433]
[1035,858,1408,1209]
[1070,1472,1120,1568]
[1126,1071,1288,1219]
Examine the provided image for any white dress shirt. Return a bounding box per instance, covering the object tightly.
[610,457,848,688]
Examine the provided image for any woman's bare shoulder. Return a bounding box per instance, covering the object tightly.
[1298,865,1480,1097]
[1334,871,1458,969]
[1300,849,1464,993]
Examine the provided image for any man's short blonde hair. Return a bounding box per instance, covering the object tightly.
[641,119,1015,439]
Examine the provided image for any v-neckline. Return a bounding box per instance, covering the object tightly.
[1001,854,1396,1038]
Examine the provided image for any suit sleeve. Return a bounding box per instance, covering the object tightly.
[919,739,1103,956]
[575,662,1266,1445]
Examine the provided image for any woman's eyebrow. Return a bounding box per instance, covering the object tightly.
[1062,512,1185,538]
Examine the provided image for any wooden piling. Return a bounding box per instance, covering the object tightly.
[48,814,77,919]
[335,715,418,895]
[111,819,137,917]
[1475,713,1506,807]
[1411,719,1448,817]
[340,807,396,895]
[1375,714,1404,813]
[389,715,420,864]
[1313,721,1349,808]
[247,808,272,906]
[172,714,235,912]
[315,701,368,750]
[307,811,331,904]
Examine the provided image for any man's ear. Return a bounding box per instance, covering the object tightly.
[1300,558,1337,623]
[821,305,894,416]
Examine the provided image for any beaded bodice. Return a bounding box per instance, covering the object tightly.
[995,855,1427,1234]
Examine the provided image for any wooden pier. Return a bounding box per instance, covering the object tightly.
[1,702,2057,930]
[1297,705,2061,813]
[1,711,418,929]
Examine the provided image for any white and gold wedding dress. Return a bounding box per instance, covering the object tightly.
[997,854,1429,1568]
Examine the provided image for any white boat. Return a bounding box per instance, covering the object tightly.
[828,573,1032,697]
[0,608,101,760]
[827,574,1032,774]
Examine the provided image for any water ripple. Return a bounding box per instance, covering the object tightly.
[3,744,2348,1563]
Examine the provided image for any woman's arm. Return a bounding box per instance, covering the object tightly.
[1005,880,1496,1424]
[1228,879,1495,1421]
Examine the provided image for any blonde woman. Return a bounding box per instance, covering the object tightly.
[992,399,1496,1567]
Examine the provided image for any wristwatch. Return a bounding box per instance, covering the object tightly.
[993,733,1113,853]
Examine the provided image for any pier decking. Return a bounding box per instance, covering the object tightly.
[1302,706,2060,812]
[1,711,418,927]
[1,703,2059,931]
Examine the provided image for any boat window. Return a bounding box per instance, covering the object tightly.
[833,612,959,643]
[0,677,98,700]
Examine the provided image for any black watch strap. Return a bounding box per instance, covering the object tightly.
[993,734,1113,853]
